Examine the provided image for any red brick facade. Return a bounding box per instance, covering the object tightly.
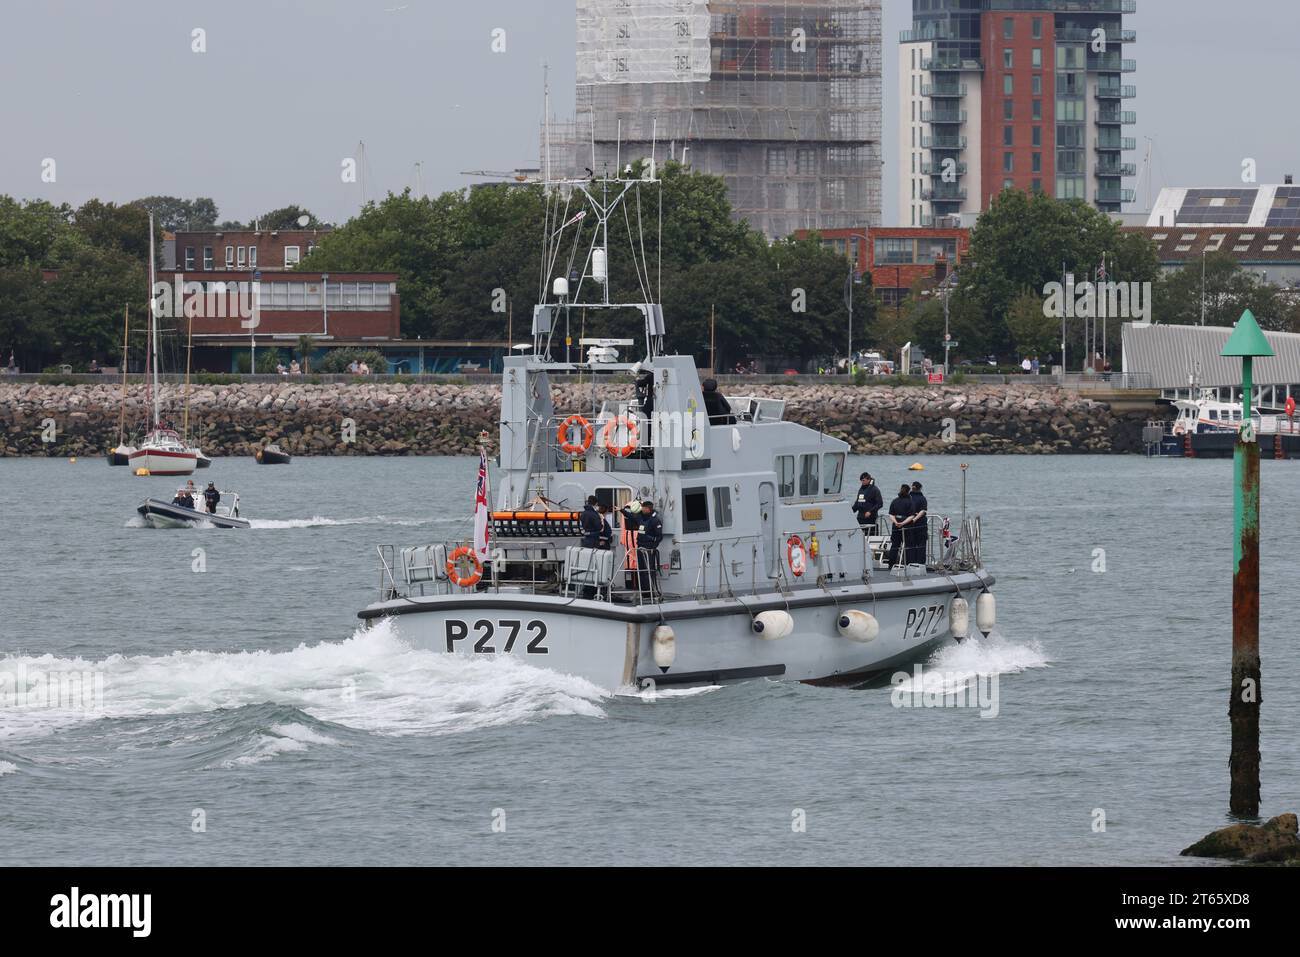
[803,226,970,299]
[980,10,1055,209]
[172,229,331,273]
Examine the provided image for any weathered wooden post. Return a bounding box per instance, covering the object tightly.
[1220,309,1273,817]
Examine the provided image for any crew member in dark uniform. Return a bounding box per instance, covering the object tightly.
[580,496,603,548]
[203,482,221,514]
[851,472,883,534]
[634,501,663,599]
[907,481,929,566]
[701,378,735,424]
[886,484,914,568]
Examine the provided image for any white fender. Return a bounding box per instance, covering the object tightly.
[652,625,676,671]
[752,610,794,640]
[836,610,879,643]
[976,592,996,638]
[949,597,970,642]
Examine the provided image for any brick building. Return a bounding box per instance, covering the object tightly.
[805,225,970,304]
[167,227,402,371]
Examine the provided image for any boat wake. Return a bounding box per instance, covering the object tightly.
[893,632,1050,696]
[0,621,608,759]
[246,515,452,530]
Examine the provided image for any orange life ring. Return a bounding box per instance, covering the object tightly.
[447,546,483,588]
[557,415,594,456]
[787,535,807,578]
[601,416,640,458]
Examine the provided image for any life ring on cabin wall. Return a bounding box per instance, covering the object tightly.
[557,415,594,456]
[446,546,483,588]
[787,535,807,578]
[601,416,640,458]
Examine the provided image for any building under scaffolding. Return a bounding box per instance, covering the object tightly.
[553,0,882,240]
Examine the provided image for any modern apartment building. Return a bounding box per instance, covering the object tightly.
[899,0,1136,227]
[561,0,883,240]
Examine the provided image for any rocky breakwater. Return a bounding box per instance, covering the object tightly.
[0,380,1149,457]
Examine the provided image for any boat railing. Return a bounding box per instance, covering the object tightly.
[373,513,984,604]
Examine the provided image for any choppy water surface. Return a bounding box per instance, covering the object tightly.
[1,455,1297,866]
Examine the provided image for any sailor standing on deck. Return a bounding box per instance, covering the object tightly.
[203,482,221,514]
[596,503,614,550]
[907,481,929,566]
[635,501,664,598]
[886,484,914,568]
[580,496,603,548]
[619,501,642,590]
[851,472,883,534]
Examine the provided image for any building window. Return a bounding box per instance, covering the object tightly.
[1032,75,1043,95]
[796,148,816,175]
[1032,48,1043,69]
[1003,49,1013,69]
[1032,178,1043,193]
[284,246,301,268]
[202,246,213,270]
[1004,179,1014,190]
[248,246,257,268]
[1004,99,1014,120]
[1032,153,1042,173]
[184,246,195,270]
[1032,99,1043,120]
[1003,17,1014,39]
[723,148,740,173]
[237,246,247,268]
[1032,126,1042,147]
[1004,152,1015,173]
[1003,75,1014,95]
[1032,18,1043,40]
[766,148,787,175]
[225,245,234,268]
[1004,126,1014,146]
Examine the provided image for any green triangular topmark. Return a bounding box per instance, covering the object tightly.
[1221,309,1275,358]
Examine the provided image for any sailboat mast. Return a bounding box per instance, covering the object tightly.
[183,310,193,440]
[148,213,161,429]
[118,303,130,445]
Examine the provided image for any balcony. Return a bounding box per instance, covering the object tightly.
[1057,27,1136,44]
[922,109,967,124]
[900,25,953,43]
[1095,136,1137,151]
[922,134,968,150]
[921,160,968,176]
[923,186,968,202]
[1094,56,1137,73]
[1096,188,1136,205]
[922,82,967,98]
[1095,110,1136,125]
[922,56,982,72]
[1097,84,1137,99]
[1096,161,1137,177]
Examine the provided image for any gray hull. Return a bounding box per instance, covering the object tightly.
[359,570,994,690]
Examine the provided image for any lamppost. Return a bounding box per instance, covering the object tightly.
[842,230,869,375]
[937,267,960,375]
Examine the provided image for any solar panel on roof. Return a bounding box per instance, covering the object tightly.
[1266,187,1300,227]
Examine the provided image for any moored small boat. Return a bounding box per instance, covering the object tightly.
[130,429,198,476]
[255,444,291,465]
[107,444,136,466]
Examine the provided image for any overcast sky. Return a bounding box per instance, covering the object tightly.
[2,0,1297,227]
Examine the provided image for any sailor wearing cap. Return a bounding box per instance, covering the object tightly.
[851,472,883,535]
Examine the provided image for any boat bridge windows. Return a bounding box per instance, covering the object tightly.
[777,452,846,502]
[712,487,734,529]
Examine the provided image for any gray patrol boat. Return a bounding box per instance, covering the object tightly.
[359,168,996,690]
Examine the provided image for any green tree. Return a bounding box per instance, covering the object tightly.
[130,196,219,232]
[247,205,325,230]
[1152,252,1296,331]
[73,199,154,260]
[1005,289,1060,358]
[959,189,1159,360]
